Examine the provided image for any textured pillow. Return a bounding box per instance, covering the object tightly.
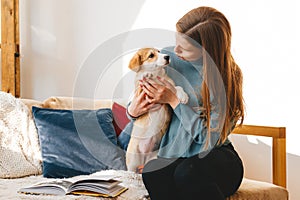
[0,92,42,178]
[32,106,126,178]
[112,102,130,136]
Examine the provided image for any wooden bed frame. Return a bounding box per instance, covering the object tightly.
[232,125,286,188]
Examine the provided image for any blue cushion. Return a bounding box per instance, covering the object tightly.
[32,106,126,178]
[117,121,133,151]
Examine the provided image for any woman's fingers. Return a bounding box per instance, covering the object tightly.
[141,77,176,104]
[136,89,145,101]
[136,90,152,108]
[142,80,157,94]
[141,79,156,99]
[142,85,154,101]
[144,78,159,88]
[145,94,153,103]
[157,76,176,94]
[128,89,155,117]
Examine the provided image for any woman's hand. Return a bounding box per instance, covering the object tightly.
[127,88,156,118]
[141,76,180,109]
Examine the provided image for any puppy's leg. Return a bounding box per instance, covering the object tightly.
[126,137,144,172]
[175,86,189,104]
[164,76,189,104]
[138,136,160,154]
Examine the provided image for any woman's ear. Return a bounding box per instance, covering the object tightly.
[128,53,141,72]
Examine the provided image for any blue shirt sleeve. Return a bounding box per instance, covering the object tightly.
[173,103,222,147]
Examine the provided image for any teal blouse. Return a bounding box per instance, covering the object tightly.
[157,47,232,158]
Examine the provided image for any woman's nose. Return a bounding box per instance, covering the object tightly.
[174,45,181,54]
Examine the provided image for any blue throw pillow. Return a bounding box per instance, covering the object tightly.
[117,121,133,151]
[32,106,126,178]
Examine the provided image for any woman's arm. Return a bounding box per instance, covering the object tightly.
[174,103,222,144]
[141,77,221,148]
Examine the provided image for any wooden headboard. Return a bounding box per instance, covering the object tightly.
[232,125,286,188]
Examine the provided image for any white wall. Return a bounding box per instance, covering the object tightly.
[20,0,145,100]
[17,0,300,199]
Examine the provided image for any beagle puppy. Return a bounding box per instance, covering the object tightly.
[126,48,188,172]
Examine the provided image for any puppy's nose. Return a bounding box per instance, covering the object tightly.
[164,55,170,61]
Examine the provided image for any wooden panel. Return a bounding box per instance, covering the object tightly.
[1,0,20,97]
[232,125,287,188]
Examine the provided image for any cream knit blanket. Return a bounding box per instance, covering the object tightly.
[0,92,42,178]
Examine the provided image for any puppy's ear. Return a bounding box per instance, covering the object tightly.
[129,53,141,72]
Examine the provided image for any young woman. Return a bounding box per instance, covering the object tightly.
[127,6,244,200]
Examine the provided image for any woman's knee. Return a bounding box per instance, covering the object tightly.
[174,157,211,187]
[142,158,174,184]
[142,158,170,174]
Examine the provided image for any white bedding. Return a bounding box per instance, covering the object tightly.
[0,170,149,200]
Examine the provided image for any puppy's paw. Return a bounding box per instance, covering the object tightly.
[143,73,153,79]
[175,86,189,104]
[136,165,144,174]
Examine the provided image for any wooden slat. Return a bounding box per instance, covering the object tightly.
[233,125,285,138]
[1,0,20,97]
[14,0,20,97]
[232,125,287,188]
[273,137,287,187]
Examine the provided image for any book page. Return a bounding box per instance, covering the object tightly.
[18,180,73,195]
[69,174,118,182]
[67,174,127,197]
[70,185,128,198]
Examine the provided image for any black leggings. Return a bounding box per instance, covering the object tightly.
[142,143,243,200]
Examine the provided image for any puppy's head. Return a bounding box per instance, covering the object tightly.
[128,48,170,72]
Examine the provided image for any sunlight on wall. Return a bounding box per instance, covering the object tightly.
[229,1,300,156]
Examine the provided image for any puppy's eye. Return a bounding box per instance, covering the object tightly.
[148,53,154,58]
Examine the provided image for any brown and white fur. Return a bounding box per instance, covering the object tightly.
[126,48,188,172]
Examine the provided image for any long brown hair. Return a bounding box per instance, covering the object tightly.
[176,6,244,147]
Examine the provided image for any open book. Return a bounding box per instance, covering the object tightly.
[18,174,128,198]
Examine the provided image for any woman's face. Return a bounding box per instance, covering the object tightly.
[174,33,202,61]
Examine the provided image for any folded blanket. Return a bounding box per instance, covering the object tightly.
[0,92,42,178]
